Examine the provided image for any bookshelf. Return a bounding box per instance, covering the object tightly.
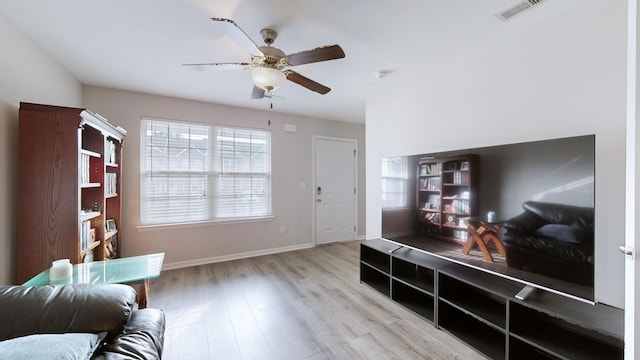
[417,155,478,244]
[17,102,126,283]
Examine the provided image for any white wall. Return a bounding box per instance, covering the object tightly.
[366,1,626,308]
[83,86,365,268]
[0,12,82,284]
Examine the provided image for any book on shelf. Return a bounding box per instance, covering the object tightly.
[420,162,441,176]
[423,212,440,224]
[105,173,117,195]
[449,171,470,185]
[80,220,95,251]
[80,154,90,184]
[427,194,440,209]
[446,199,469,214]
[107,140,117,164]
[420,177,441,190]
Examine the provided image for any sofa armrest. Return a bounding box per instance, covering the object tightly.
[93,308,166,360]
[0,284,136,342]
[522,200,594,230]
[502,210,545,234]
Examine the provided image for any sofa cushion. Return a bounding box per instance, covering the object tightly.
[0,332,106,360]
[535,224,591,244]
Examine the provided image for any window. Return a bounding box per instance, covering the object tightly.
[381,156,408,208]
[140,118,271,225]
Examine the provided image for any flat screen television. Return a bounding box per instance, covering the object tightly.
[381,134,595,302]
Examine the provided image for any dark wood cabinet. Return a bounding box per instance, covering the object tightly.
[417,155,478,244]
[17,103,126,283]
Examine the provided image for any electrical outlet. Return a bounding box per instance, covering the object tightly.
[280,225,286,234]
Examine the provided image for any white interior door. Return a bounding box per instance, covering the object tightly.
[314,137,357,245]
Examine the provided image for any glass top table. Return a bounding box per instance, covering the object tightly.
[23,253,164,308]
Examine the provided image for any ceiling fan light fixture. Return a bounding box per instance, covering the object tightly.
[251,67,286,91]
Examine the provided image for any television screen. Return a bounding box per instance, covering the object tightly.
[381,135,595,302]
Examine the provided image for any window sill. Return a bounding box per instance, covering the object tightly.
[137,215,275,232]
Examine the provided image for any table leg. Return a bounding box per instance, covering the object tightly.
[129,280,150,309]
[475,237,494,262]
[484,233,506,257]
[139,279,149,309]
[461,233,479,255]
[462,226,496,262]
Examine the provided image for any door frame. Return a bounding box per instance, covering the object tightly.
[626,0,639,357]
[312,135,358,246]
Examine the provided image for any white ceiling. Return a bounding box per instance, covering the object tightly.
[0,0,569,124]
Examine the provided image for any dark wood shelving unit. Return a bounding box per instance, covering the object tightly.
[417,155,478,244]
[359,238,624,360]
[18,102,126,283]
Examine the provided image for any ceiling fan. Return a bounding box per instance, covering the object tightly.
[182,18,346,99]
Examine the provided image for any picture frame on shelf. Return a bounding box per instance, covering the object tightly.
[106,219,117,232]
[460,161,469,171]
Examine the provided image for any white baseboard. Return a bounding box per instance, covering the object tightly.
[161,242,315,271]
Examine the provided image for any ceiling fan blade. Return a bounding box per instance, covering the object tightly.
[285,45,345,66]
[211,18,264,56]
[251,85,265,99]
[181,63,251,71]
[284,71,331,95]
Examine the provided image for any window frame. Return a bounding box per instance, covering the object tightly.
[381,156,409,209]
[139,117,272,226]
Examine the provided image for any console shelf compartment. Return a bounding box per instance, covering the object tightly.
[438,273,508,330]
[360,238,396,273]
[360,239,395,296]
[509,302,623,360]
[391,279,434,321]
[438,301,506,360]
[360,263,390,296]
[391,251,438,294]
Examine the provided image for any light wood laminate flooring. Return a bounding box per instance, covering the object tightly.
[149,241,486,360]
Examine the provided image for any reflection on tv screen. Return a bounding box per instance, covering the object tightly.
[381,135,595,302]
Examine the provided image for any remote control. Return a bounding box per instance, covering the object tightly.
[515,285,536,300]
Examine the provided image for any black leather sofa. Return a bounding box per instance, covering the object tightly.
[501,201,594,285]
[0,284,165,359]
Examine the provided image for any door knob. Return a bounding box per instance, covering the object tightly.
[619,245,634,257]
[317,199,322,202]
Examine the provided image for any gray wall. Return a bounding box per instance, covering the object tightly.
[83,86,366,269]
[0,12,82,284]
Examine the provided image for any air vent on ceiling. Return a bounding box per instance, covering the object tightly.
[496,0,545,21]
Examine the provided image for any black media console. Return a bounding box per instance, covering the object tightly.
[360,238,624,360]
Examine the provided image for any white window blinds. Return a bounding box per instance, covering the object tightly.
[140,118,271,225]
[381,156,408,208]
